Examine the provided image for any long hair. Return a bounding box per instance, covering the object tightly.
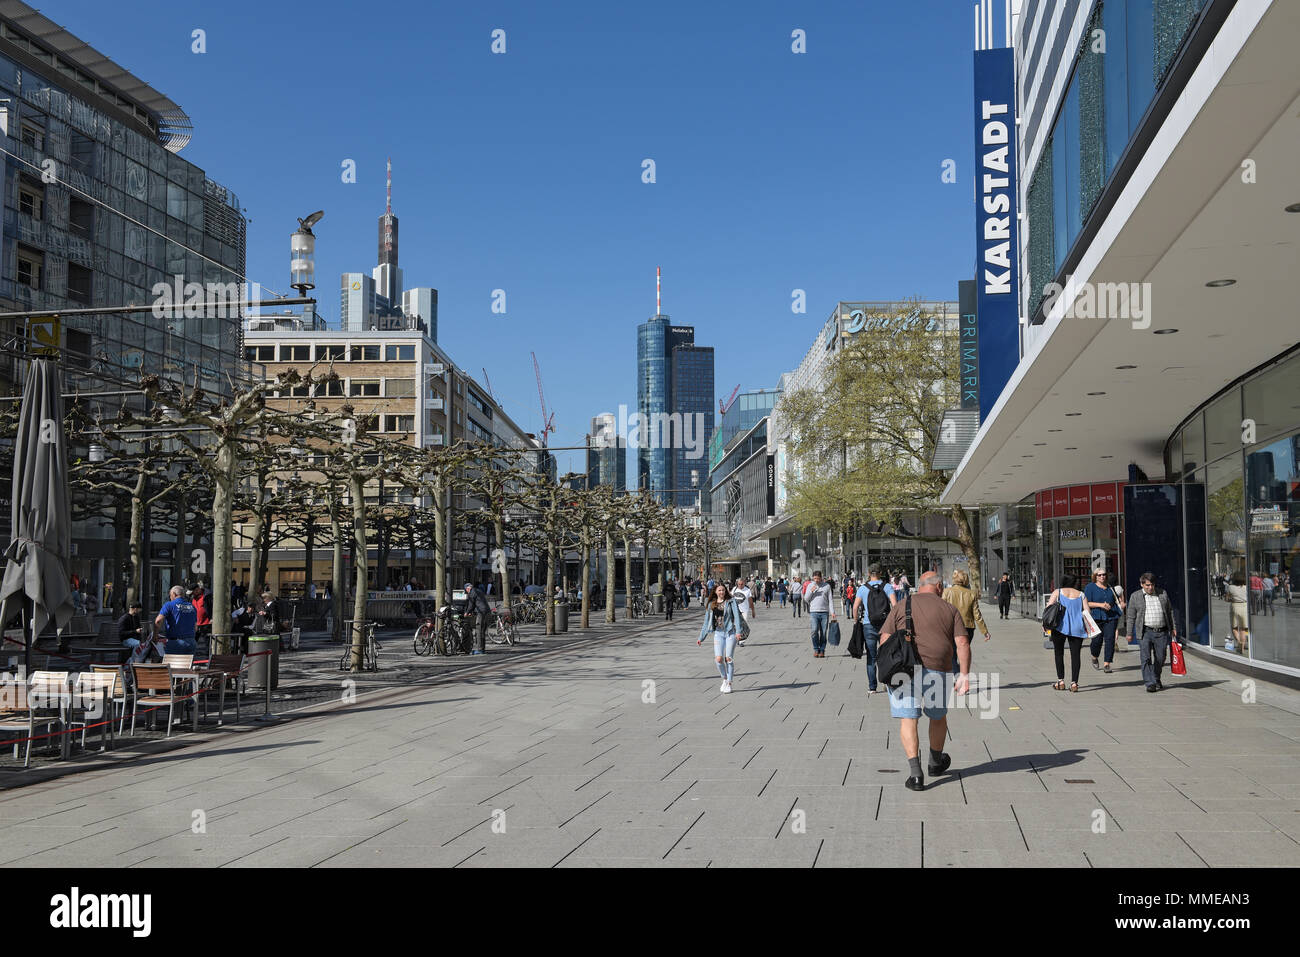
[708,583,732,611]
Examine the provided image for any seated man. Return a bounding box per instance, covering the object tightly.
[155,585,198,657]
[118,600,158,662]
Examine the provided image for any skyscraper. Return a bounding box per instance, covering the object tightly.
[373,157,403,305]
[635,272,714,507]
[586,413,627,492]
[401,287,438,342]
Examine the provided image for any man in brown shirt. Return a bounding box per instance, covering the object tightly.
[878,571,971,791]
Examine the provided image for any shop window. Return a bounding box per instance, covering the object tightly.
[1243,431,1298,669]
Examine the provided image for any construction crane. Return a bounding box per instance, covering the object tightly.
[531,351,556,449]
[719,383,741,416]
[481,367,495,401]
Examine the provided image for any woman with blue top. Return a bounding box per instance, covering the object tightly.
[697,582,744,694]
[1084,569,1124,673]
[1044,573,1089,692]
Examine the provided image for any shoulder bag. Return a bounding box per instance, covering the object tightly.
[878,596,920,687]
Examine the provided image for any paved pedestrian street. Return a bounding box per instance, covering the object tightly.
[2,606,1299,868]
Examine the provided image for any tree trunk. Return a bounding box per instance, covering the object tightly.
[348,472,369,671]
[544,541,556,636]
[330,494,344,644]
[622,534,633,616]
[642,527,651,598]
[433,474,446,614]
[210,442,235,655]
[495,515,510,618]
[406,516,417,584]
[247,475,266,598]
[950,503,982,598]
[303,513,315,601]
[580,532,591,629]
[127,466,145,609]
[604,528,616,623]
[258,507,273,593]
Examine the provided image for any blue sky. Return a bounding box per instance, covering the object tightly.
[54,0,976,476]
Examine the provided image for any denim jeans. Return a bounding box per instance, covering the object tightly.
[713,630,736,681]
[1090,617,1118,662]
[863,622,880,690]
[809,612,829,653]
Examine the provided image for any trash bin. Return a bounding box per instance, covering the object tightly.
[554,599,569,632]
[654,594,664,614]
[246,636,280,690]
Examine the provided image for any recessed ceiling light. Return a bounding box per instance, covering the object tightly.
[1115,365,1136,370]
[1048,428,1063,432]
[1101,455,1113,458]
[1021,455,1034,458]
[1153,328,1178,335]
[1033,442,1047,446]
[1205,279,1236,288]
[1286,202,1300,213]
[1064,447,1077,450]
[1087,391,1106,396]
[1065,412,1082,417]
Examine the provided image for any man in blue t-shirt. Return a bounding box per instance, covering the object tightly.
[155,585,199,656]
[852,564,898,696]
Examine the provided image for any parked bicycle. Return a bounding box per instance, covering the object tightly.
[413,606,470,656]
[339,620,381,671]
[490,605,518,645]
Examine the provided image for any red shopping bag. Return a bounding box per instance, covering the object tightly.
[1169,637,1186,676]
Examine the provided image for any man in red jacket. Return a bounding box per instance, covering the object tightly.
[190,583,212,648]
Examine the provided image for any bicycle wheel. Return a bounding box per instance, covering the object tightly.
[505,621,517,646]
[414,623,432,656]
[365,637,378,670]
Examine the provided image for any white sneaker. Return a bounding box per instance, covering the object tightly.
[737,640,746,647]
[722,681,732,693]
[720,680,728,693]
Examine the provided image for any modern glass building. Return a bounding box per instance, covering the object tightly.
[586,413,627,492]
[709,388,781,472]
[636,313,714,506]
[0,2,248,608]
[942,0,1300,680]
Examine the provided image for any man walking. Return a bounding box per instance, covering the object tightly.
[1125,571,1177,692]
[154,585,198,657]
[852,564,896,697]
[663,578,677,621]
[805,570,836,658]
[996,572,1014,619]
[878,571,970,790]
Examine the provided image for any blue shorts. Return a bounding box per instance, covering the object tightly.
[888,667,953,720]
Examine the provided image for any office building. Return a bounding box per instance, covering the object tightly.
[942,0,1300,680]
[0,1,247,607]
[586,413,627,492]
[636,301,715,507]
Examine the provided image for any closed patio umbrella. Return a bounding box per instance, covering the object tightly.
[0,358,74,672]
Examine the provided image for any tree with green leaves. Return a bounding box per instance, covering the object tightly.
[778,301,981,592]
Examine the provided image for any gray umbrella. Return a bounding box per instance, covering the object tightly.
[0,358,74,669]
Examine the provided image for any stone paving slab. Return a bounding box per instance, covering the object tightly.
[2,603,1299,867]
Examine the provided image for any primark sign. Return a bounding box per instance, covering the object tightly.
[972,45,1019,422]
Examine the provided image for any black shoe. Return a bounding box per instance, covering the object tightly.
[927,752,952,776]
[1155,680,1164,691]
[904,775,925,792]
[1146,684,1158,693]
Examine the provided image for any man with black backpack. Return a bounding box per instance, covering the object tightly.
[877,571,970,792]
[852,564,896,697]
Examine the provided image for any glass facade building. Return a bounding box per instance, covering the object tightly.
[636,314,715,506]
[0,5,247,607]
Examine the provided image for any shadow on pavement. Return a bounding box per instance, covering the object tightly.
[952,747,1088,779]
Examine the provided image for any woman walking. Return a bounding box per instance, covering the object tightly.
[697,582,744,694]
[790,577,803,618]
[1044,574,1089,691]
[941,569,990,671]
[778,577,788,608]
[1084,569,1123,673]
[1226,572,1249,653]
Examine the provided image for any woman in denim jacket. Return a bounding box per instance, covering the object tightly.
[698,582,744,694]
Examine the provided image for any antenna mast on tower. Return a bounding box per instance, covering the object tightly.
[386,157,392,214]
[656,266,661,315]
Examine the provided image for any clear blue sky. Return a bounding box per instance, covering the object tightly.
[54,0,976,476]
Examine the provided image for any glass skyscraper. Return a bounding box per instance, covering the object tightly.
[636,313,714,507]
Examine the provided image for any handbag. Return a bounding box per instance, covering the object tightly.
[1041,600,1064,632]
[877,596,920,687]
[1081,607,1101,638]
[827,619,841,647]
[1170,636,1186,676]
[847,621,864,659]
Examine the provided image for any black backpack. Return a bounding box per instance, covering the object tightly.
[865,582,891,628]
